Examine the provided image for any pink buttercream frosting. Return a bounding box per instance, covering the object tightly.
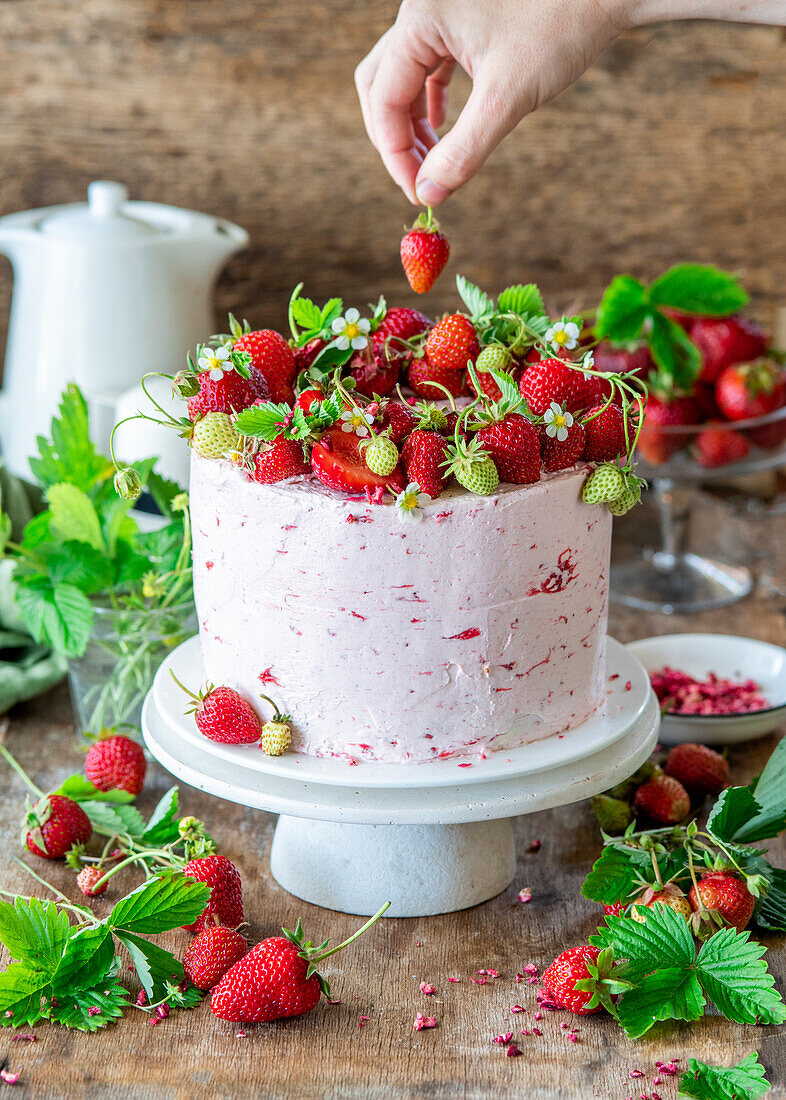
[190,454,611,763]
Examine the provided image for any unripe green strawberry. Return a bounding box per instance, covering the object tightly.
[113,466,142,501]
[455,455,499,495]
[259,694,292,756]
[363,435,399,477]
[191,412,242,459]
[607,481,642,516]
[476,345,511,373]
[582,464,625,505]
[590,794,633,835]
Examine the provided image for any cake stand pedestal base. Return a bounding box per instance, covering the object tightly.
[270,817,516,917]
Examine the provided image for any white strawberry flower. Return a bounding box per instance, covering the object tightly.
[545,320,581,353]
[331,308,371,351]
[582,350,595,378]
[198,343,233,381]
[544,402,574,442]
[395,482,431,523]
[339,407,375,437]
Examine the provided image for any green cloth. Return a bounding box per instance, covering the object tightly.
[0,463,67,712]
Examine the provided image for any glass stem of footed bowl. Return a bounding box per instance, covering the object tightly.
[652,478,692,569]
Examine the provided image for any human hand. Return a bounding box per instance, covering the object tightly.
[355,0,628,206]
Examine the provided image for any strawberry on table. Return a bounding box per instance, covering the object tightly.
[633,773,690,825]
[688,872,755,933]
[664,742,728,801]
[76,865,108,897]
[183,853,244,935]
[211,905,389,1023]
[251,437,311,484]
[25,794,92,860]
[715,360,786,422]
[425,314,479,373]
[541,946,624,1016]
[311,427,407,496]
[183,925,249,990]
[84,733,146,796]
[630,887,692,924]
[400,209,450,294]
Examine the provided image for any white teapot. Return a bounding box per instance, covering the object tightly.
[0,181,248,480]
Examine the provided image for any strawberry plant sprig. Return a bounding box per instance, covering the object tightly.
[679,1052,771,1100]
[595,263,749,389]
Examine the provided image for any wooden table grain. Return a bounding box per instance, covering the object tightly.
[1,496,785,1099]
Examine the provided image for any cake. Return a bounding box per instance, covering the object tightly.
[117,277,644,763]
[191,455,612,763]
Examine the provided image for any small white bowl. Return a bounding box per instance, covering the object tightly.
[626,633,786,745]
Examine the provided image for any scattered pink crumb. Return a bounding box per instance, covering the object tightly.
[358,1015,371,1027]
[630,1070,645,1079]
[469,977,487,985]
[326,998,342,1005]
[413,1013,437,1031]
[625,680,632,691]
[523,963,539,975]
[0,1069,20,1085]
[532,1027,542,1036]
[478,968,499,978]
[511,1005,525,1014]
[420,982,436,996]
[87,1006,101,1017]
[520,1029,529,1036]
[506,1043,522,1057]
[568,1033,578,1042]
[10,1035,35,1043]
[515,973,524,983]
[534,1012,542,1021]
[653,1078,661,1086]
[650,666,767,714]
[235,1030,247,1038]
[493,1032,514,1044]
[527,839,541,853]
[518,887,532,904]
[457,762,472,768]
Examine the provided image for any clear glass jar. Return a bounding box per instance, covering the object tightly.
[68,598,197,739]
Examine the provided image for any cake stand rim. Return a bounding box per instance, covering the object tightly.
[142,690,660,825]
[151,634,651,788]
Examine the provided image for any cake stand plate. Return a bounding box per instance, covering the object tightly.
[142,639,659,917]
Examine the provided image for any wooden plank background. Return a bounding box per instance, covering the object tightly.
[0,2,783,346]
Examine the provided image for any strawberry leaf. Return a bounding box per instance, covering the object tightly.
[647,311,702,389]
[46,483,105,552]
[0,962,53,1027]
[28,383,111,492]
[80,801,146,839]
[53,775,135,805]
[51,925,115,996]
[140,786,181,846]
[14,576,94,658]
[696,927,786,1026]
[291,297,323,332]
[108,873,211,936]
[649,264,748,316]
[489,369,521,411]
[756,867,786,932]
[497,284,544,317]
[48,980,127,1031]
[732,739,786,843]
[0,897,71,970]
[319,298,344,330]
[678,1052,771,1100]
[234,402,293,442]
[615,967,705,1039]
[114,931,184,1000]
[707,786,763,844]
[596,275,650,343]
[593,906,696,981]
[455,276,494,322]
[580,844,653,905]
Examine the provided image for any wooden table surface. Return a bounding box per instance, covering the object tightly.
[1,493,785,1099]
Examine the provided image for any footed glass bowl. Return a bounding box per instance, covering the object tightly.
[611,406,786,614]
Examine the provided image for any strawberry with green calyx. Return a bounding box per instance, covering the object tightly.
[606,472,645,517]
[715,359,786,421]
[465,363,541,485]
[211,902,390,1022]
[469,344,518,401]
[190,412,243,460]
[285,286,387,391]
[590,794,633,835]
[258,694,293,756]
[113,466,143,501]
[362,434,400,477]
[373,307,432,356]
[442,405,499,496]
[630,883,692,924]
[581,464,626,505]
[170,672,263,745]
[400,207,450,294]
[542,945,630,1016]
[1,744,94,860]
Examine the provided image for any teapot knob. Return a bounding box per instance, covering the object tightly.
[87,181,129,217]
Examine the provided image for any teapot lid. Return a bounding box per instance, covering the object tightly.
[39,181,163,240]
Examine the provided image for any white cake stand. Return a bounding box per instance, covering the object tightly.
[142,636,659,917]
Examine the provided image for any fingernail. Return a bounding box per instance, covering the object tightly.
[415,178,450,206]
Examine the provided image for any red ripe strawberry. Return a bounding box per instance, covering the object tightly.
[476,414,540,484]
[408,355,468,400]
[401,430,451,499]
[251,437,311,484]
[633,774,690,825]
[540,419,586,473]
[694,427,749,468]
[84,734,146,796]
[373,307,431,352]
[311,427,407,496]
[715,360,786,422]
[171,674,263,745]
[690,315,769,383]
[425,314,479,373]
[348,347,401,398]
[519,359,587,416]
[542,945,619,1016]
[592,342,653,381]
[688,872,755,933]
[235,330,296,405]
[183,854,244,935]
[378,400,418,446]
[637,394,698,465]
[294,388,325,415]
[293,337,326,374]
[183,925,249,990]
[443,410,468,440]
[77,866,108,897]
[25,794,92,860]
[187,370,262,419]
[602,901,625,917]
[468,364,522,403]
[664,742,728,801]
[581,403,628,462]
[749,414,786,451]
[211,935,321,1023]
[400,215,450,294]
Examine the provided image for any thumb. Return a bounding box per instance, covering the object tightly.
[415,76,532,204]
